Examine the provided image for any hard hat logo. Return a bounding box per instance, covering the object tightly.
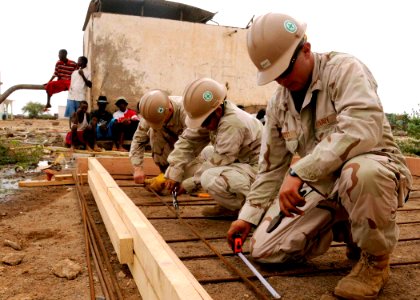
[157,107,165,114]
[284,20,297,33]
[260,59,272,69]
[202,91,213,102]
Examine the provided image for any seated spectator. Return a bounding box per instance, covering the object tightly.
[90,95,115,151]
[112,97,140,152]
[65,100,96,151]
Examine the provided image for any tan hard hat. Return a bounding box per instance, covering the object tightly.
[247,13,307,86]
[183,78,227,129]
[138,89,170,129]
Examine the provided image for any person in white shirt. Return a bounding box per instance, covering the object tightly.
[64,56,92,119]
[112,97,140,152]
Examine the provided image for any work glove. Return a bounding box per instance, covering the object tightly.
[144,173,167,195]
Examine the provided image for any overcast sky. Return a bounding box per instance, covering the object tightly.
[0,0,419,115]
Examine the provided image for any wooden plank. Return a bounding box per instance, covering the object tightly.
[18,179,75,187]
[54,173,88,181]
[405,157,420,176]
[77,156,160,176]
[127,254,159,300]
[88,170,133,264]
[107,187,212,300]
[88,158,119,189]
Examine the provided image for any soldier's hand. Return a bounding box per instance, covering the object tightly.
[279,174,305,217]
[227,219,252,248]
[133,166,145,184]
[165,179,179,192]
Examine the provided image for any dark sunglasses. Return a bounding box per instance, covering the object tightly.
[276,39,305,80]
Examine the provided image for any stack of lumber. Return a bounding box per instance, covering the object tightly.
[86,157,211,300]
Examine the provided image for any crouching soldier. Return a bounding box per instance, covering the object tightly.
[129,89,209,194]
[164,78,263,216]
[227,13,412,299]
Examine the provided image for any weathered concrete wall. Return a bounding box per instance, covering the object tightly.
[84,13,277,110]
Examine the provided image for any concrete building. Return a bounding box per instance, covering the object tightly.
[82,0,276,112]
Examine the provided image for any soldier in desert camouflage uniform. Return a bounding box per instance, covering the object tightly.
[164,78,263,214]
[130,90,206,188]
[227,13,412,299]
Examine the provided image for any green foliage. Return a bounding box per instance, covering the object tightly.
[0,138,43,167]
[21,102,46,118]
[386,113,409,132]
[37,114,56,120]
[407,108,420,140]
[395,138,420,156]
[387,107,420,156]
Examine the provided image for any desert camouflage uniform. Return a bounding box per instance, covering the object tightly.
[165,101,263,210]
[238,52,412,263]
[129,96,204,179]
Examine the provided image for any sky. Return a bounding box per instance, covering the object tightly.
[0,0,419,115]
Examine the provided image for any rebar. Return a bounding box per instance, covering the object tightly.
[150,190,272,300]
[75,173,124,300]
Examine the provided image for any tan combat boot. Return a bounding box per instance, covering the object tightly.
[334,252,390,299]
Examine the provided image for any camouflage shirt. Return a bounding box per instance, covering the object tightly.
[129,96,186,171]
[165,101,263,189]
[239,52,412,225]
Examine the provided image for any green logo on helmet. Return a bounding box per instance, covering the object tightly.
[202,91,213,102]
[284,20,297,33]
[157,107,165,114]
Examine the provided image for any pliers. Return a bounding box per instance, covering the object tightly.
[172,186,180,217]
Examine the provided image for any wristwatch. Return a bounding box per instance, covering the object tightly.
[289,169,299,177]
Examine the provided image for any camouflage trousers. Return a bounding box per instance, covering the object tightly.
[250,154,410,263]
[201,163,257,210]
[183,145,215,180]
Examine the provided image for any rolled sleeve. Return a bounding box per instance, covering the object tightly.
[238,202,266,226]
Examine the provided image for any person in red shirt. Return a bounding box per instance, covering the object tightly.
[44,49,77,110]
[112,97,140,152]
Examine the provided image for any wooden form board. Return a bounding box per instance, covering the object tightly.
[87,166,133,264]
[405,157,420,176]
[77,156,160,176]
[76,155,420,177]
[54,173,88,181]
[86,157,212,300]
[18,179,76,187]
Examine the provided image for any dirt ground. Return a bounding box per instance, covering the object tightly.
[0,119,419,300]
[0,119,140,300]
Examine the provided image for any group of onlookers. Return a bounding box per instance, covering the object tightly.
[65,95,139,151]
[44,49,139,151]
